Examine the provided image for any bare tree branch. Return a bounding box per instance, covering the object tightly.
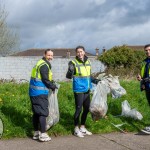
[0,1,20,56]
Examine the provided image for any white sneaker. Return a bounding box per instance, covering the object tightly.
[74,127,84,138]
[39,133,51,142]
[80,127,92,135]
[141,126,150,134]
[33,131,40,140]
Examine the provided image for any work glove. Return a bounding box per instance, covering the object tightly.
[69,63,75,72]
[51,83,58,92]
[66,63,75,79]
[94,79,101,85]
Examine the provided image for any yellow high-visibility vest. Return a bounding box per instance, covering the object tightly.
[71,58,92,92]
[31,59,53,81]
[72,59,91,77]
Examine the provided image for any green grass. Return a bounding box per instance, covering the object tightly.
[0,80,150,139]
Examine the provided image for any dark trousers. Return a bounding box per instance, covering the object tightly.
[145,89,150,105]
[74,91,90,126]
[30,95,49,133]
[33,114,46,133]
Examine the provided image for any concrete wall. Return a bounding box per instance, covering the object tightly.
[0,57,106,81]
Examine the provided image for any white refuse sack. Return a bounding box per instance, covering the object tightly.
[46,83,60,130]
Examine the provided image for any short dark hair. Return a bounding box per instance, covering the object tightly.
[75,45,85,52]
[144,44,150,49]
[45,49,52,54]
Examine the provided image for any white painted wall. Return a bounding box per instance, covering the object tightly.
[0,57,106,81]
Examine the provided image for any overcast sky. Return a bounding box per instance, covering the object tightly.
[4,0,150,53]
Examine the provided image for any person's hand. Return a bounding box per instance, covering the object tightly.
[137,74,142,81]
[51,84,58,93]
[95,79,101,84]
[69,64,74,72]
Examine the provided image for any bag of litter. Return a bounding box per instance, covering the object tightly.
[46,83,60,130]
[121,100,143,120]
[108,76,126,99]
[90,82,108,121]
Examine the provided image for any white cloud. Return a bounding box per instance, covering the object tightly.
[3,0,150,53]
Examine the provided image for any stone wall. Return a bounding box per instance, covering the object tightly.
[0,57,106,81]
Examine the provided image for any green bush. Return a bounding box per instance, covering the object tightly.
[98,45,146,78]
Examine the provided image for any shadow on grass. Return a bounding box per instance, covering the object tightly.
[107,101,122,116]
[1,105,33,137]
[117,116,148,133]
[59,111,74,134]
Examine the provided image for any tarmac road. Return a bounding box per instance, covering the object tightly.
[0,132,150,150]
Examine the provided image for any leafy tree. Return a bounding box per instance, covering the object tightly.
[0,2,20,56]
[98,45,146,78]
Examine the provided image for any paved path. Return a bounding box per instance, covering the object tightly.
[0,132,150,150]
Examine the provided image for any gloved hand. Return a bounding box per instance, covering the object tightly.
[94,79,101,84]
[51,84,58,92]
[69,64,74,72]
[66,63,75,79]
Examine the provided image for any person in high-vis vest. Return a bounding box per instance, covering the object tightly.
[29,49,57,142]
[137,44,150,134]
[66,45,100,138]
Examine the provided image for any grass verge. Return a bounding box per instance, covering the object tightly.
[0,80,150,139]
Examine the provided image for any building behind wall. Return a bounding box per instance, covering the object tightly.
[12,48,96,59]
[0,47,106,81]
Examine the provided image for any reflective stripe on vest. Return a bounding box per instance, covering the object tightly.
[29,85,49,91]
[72,59,91,77]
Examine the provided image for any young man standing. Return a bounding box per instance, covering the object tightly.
[137,44,150,134]
[66,46,99,138]
[29,49,57,141]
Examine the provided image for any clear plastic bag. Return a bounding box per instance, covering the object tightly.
[90,82,108,121]
[108,75,126,99]
[46,83,60,130]
[111,86,127,99]
[121,100,143,120]
[96,74,126,98]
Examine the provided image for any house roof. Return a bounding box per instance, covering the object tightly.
[12,48,95,57]
[126,45,144,51]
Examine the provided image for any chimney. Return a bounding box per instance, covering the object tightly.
[95,48,99,59]
[102,47,106,53]
[67,50,70,59]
